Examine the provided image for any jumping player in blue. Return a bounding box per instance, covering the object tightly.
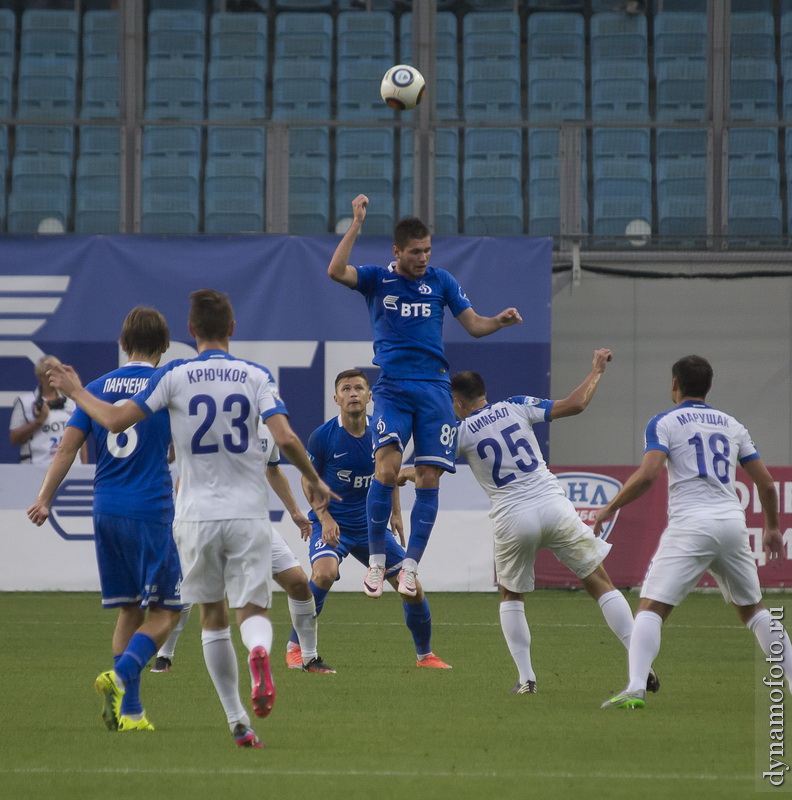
[28,307,182,733]
[328,194,523,598]
[285,369,451,669]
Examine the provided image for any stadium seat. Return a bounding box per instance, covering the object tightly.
[656,60,707,121]
[145,58,205,120]
[17,59,78,120]
[204,157,265,234]
[207,59,265,120]
[729,128,778,161]
[288,149,330,235]
[21,9,79,59]
[83,10,119,61]
[590,12,647,62]
[208,126,266,158]
[149,0,207,9]
[782,11,792,62]
[527,12,584,61]
[80,126,121,155]
[272,59,331,120]
[591,61,649,121]
[730,58,778,121]
[464,60,521,121]
[0,8,14,60]
[75,154,119,233]
[337,59,395,120]
[528,0,584,8]
[728,190,782,241]
[658,196,707,241]
[9,153,72,233]
[337,11,395,62]
[16,125,74,156]
[731,12,775,60]
[656,128,708,160]
[401,12,457,62]
[274,12,333,62]
[8,191,69,234]
[528,60,585,121]
[141,155,200,233]
[593,161,652,240]
[148,10,206,61]
[657,157,706,203]
[210,13,267,61]
[463,12,520,62]
[593,128,650,160]
[143,125,201,157]
[278,0,332,8]
[82,60,119,119]
[654,12,707,66]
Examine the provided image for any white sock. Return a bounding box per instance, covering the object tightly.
[369,554,386,568]
[402,557,418,573]
[499,600,536,683]
[201,627,247,725]
[288,597,317,662]
[747,609,792,690]
[597,589,634,649]
[239,614,274,655]
[626,611,663,693]
[158,604,192,659]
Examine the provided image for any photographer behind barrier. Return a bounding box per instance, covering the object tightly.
[9,355,88,466]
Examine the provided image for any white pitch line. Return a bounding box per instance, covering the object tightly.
[3,766,751,782]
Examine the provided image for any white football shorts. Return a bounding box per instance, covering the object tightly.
[492,495,611,593]
[640,518,762,607]
[173,518,273,609]
[271,528,301,575]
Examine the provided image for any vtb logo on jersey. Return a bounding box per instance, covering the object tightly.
[555,471,623,540]
[383,294,430,317]
[337,469,373,488]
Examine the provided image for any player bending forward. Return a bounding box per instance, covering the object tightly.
[437,350,657,695]
[48,290,336,749]
[595,355,792,709]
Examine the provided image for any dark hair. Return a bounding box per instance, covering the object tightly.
[672,355,713,399]
[119,306,170,357]
[450,371,487,403]
[335,368,369,390]
[394,216,430,250]
[189,289,234,341]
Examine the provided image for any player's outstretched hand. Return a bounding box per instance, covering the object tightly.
[292,510,312,541]
[763,526,786,564]
[27,501,50,526]
[593,348,613,372]
[351,194,368,223]
[390,509,405,547]
[321,517,341,547]
[496,308,522,328]
[591,507,613,538]
[305,478,341,517]
[397,467,416,486]
[46,361,82,398]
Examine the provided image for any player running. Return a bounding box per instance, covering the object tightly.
[328,193,522,599]
[285,369,451,670]
[595,355,791,709]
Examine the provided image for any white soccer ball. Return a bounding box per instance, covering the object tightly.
[380,65,426,111]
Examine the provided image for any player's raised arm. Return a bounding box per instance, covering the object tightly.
[47,361,145,433]
[455,306,522,339]
[327,194,368,288]
[550,348,613,420]
[742,458,785,563]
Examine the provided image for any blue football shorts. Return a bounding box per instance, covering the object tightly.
[308,521,406,576]
[371,376,457,472]
[93,513,183,610]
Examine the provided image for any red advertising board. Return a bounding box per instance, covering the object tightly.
[536,466,792,589]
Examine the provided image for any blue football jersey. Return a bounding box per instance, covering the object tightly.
[69,362,174,524]
[354,263,472,380]
[306,415,375,530]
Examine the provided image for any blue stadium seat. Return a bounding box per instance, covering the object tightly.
[657,157,706,203]
[335,128,394,234]
[148,10,206,61]
[274,12,333,61]
[289,147,330,234]
[210,13,267,60]
[656,59,707,121]
[463,12,520,62]
[277,0,331,8]
[782,11,792,62]
[527,12,584,60]
[16,125,74,156]
[143,125,201,157]
[401,12,457,62]
[8,191,69,233]
[730,58,778,121]
[593,160,652,240]
[18,57,78,119]
[21,9,78,59]
[141,155,200,233]
[80,126,120,155]
[83,10,119,60]
[207,59,265,120]
[150,0,207,9]
[528,59,585,121]
[591,60,649,121]
[337,11,395,62]
[590,12,647,61]
[464,60,521,121]
[0,8,14,60]
[731,12,775,60]
[337,59,394,120]
[654,12,707,65]
[658,196,707,240]
[656,128,708,160]
[204,156,265,234]
[729,128,778,161]
[82,60,119,119]
[272,59,331,120]
[656,0,706,9]
[528,0,584,8]
[465,128,521,162]
[9,153,72,233]
[145,58,204,121]
[208,126,265,158]
[75,154,119,233]
[728,188,782,241]
[593,128,650,160]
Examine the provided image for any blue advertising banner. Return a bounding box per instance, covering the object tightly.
[0,234,551,464]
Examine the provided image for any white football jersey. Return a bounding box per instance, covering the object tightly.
[133,349,285,521]
[644,400,760,524]
[456,396,565,520]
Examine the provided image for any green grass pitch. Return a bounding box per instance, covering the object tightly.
[0,590,777,799]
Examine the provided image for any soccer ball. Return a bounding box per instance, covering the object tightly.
[380,65,426,111]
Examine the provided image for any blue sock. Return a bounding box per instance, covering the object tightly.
[403,598,432,657]
[114,652,144,716]
[405,487,439,563]
[289,579,330,646]
[114,633,157,693]
[367,479,394,558]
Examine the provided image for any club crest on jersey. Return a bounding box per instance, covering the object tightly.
[418,282,431,294]
[555,471,623,540]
